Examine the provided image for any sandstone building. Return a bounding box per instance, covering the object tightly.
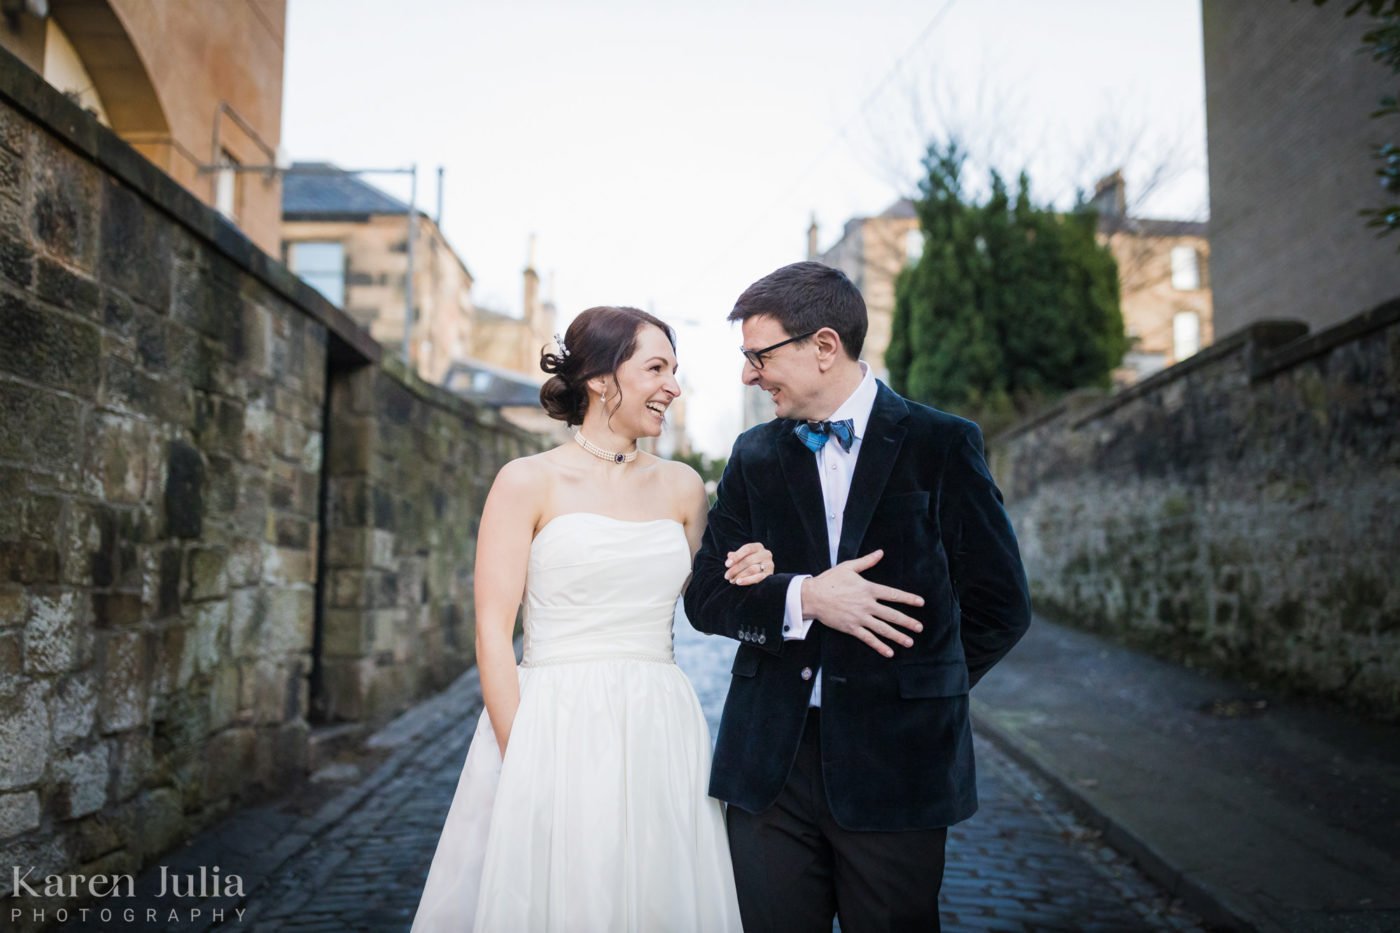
[742,203,919,430]
[809,201,921,383]
[0,0,287,255]
[281,166,556,429]
[282,163,476,385]
[1088,172,1214,384]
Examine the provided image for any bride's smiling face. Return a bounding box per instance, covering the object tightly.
[591,324,681,438]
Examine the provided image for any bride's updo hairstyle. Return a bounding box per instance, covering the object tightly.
[539,306,677,427]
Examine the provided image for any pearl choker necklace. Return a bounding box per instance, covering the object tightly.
[574,431,638,464]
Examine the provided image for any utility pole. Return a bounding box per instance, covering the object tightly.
[403,163,418,368]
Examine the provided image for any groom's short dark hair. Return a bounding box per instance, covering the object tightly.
[728,261,867,360]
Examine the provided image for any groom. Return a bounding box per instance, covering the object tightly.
[685,261,1032,932]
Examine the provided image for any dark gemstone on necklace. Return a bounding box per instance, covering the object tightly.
[615,453,624,463]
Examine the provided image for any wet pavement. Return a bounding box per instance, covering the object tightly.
[971,617,1400,932]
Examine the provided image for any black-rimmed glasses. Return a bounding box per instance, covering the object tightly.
[740,330,817,369]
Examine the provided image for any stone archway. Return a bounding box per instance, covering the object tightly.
[47,0,169,145]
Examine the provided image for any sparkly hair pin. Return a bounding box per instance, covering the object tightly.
[554,333,570,359]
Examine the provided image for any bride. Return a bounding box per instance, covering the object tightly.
[411,306,765,932]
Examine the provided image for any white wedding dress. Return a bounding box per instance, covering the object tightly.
[411,513,742,932]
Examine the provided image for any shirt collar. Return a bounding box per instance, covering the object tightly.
[826,361,877,442]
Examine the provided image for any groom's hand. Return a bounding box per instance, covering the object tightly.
[800,550,924,658]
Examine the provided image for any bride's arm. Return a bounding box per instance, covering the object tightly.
[474,459,539,756]
[680,465,709,565]
[676,462,771,592]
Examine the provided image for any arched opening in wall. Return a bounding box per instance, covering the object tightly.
[41,17,108,123]
[46,0,171,161]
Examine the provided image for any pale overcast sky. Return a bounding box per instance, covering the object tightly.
[283,0,1207,456]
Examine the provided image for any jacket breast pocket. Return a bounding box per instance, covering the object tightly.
[868,491,933,580]
[872,490,930,519]
[896,660,969,698]
[731,646,761,678]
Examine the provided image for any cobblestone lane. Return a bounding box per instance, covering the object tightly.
[215,615,1202,932]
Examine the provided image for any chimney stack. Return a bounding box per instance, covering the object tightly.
[521,235,543,370]
[1091,171,1127,219]
[523,234,540,324]
[435,166,445,224]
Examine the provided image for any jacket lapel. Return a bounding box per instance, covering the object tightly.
[776,424,830,572]
[837,383,909,563]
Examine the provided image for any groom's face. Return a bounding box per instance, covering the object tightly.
[740,315,821,421]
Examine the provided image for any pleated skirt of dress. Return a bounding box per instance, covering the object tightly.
[410,661,742,933]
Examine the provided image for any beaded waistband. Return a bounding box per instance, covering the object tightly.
[520,651,676,668]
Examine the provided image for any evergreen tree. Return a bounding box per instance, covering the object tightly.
[888,140,1126,429]
[887,142,1005,411]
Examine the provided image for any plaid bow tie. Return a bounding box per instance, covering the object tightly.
[794,418,855,453]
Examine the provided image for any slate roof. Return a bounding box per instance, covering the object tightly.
[1097,214,1208,239]
[442,359,544,409]
[878,198,918,220]
[877,196,1203,238]
[282,163,412,219]
[474,305,522,323]
[846,195,1205,239]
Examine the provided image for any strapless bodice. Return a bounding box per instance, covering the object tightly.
[520,513,691,667]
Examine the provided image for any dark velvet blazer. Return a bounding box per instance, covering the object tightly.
[683,382,1031,831]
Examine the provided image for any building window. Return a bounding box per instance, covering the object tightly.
[215,149,240,221]
[906,229,925,266]
[288,241,347,307]
[1170,245,1201,290]
[1173,310,1201,361]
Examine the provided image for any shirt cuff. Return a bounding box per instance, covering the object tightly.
[783,575,814,640]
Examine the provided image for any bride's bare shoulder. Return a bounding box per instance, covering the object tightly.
[653,456,704,504]
[492,445,578,490]
[487,455,559,531]
[656,456,700,486]
[492,452,548,491]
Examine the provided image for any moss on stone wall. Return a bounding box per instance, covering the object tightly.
[995,312,1400,720]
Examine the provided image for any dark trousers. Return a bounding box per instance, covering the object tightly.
[726,709,948,933]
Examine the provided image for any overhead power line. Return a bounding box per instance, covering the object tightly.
[702,0,961,281]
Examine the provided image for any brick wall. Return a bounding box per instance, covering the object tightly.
[0,48,541,924]
[992,303,1400,720]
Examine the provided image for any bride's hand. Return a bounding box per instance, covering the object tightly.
[724,542,775,586]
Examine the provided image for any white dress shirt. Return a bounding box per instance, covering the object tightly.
[782,362,879,707]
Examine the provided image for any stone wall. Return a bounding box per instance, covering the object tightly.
[0,47,540,923]
[317,358,538,723]
[992,302,1400,720]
